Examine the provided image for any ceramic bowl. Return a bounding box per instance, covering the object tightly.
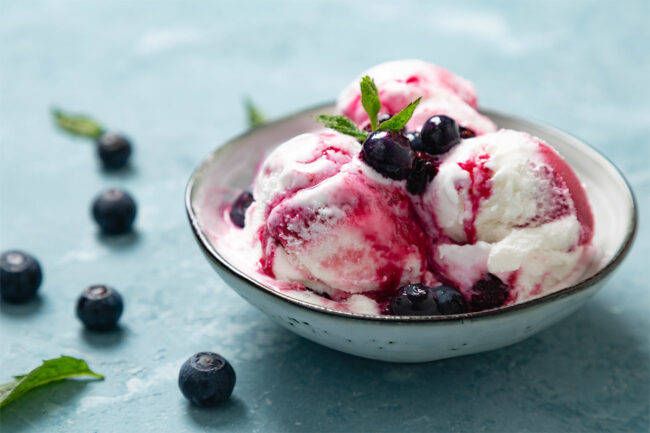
[185,103,637,363]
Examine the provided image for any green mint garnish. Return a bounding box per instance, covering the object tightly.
[377,97,421,132]
[0,356,104,408]
[315,115,368,141]
[245,98,267,128]
[52,108,105,139]
[359,76,381,131]
[316,76,421,141]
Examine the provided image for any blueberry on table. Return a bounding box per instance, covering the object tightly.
[76,285,123,330]
[179,352,236,407]
[92,189,137,235]
[361,131,415,180]
[52,109,135,169]
[433,285,468,315]
[230,191,254,228]
[390,284,439,316]
[97,133,132,169]
[469,274,509,312]
[419,115,461,155]
[0,251,42,303]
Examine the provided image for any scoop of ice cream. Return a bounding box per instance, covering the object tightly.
[246,131,429,301]
[248,131,359,210]
[336,59,497,134]
[421,129,594,304]
[220,60,596,315]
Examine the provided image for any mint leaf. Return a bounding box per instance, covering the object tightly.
[316,115,368,141]
[0,356,103,408]
[244,98,267,128]
[360,76,381,132]
[52,108,105,139]
[377,97,422,132]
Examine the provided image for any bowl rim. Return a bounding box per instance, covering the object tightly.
[185,102,638,323]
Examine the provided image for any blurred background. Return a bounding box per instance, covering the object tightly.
[1,1,648,432]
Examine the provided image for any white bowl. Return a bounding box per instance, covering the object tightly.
[185,104,637,363]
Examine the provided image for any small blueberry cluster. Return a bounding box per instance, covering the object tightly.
[390,284,468,316]
[389,274,510,316]
[361,114,471,195]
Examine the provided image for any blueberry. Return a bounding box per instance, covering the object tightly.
[0,251,42,303]
[433,285,467,315]
[405,131,422,151]
[420,115,461,155]
[230,191,254,228]
[361,131,415,180]
[363,113,392,132]
[97,133,132,169]
[459,126,476,139]
[92,189,137,235]
[406,157,437,195]
[76,285,123,330]
[377,113,392,123]
[469,274,509,311]
[179,352,236,407]
[390,284,439,316]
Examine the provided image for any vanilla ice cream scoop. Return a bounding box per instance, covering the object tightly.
[245,131,429,302]
[421,129,594,305]
[337,59,497,135]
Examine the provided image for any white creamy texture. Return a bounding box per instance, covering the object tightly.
[267,175,351,248]
[436,235,585,303]
[345,294,381,315]
[271,218,423,296]
[266,167,425,296]
[336,59,496,135]
[406,93,498,134]
[488,217,579,273]
[427,129,577,243]
[267,172,376,293]
[287,290,380,315]
[246,131,425,298]
[436,241,492,290]
[244,131,360,247]
[251,131,360,209]
[212,221,382,314]
[337,59,477,113]
[426,129,587,299]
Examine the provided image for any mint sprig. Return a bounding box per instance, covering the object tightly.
[360,76,381,131]
[316,76,420,141]
[52,108,105,139]
[0,356,104,408]
[316,115,368,141]
[377,97,421,131]
[244,98,267,128]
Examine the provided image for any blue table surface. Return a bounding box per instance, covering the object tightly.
[1,1,648,432]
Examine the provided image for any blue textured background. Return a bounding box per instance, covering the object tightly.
[1,1,648,432]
